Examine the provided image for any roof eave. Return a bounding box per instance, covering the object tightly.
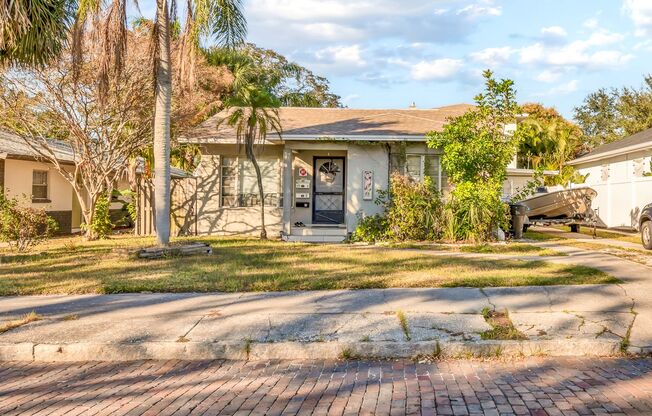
[272,134,427,142]
[568,142,652,166]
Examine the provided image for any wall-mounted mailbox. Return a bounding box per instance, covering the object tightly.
[296,202,310,208]
[296,178,311,189]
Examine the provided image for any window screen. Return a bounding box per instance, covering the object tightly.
[32,170,48,200]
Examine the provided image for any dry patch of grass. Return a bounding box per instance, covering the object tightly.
[549,226,641,244]
[0,236,619,295]
[0,311,41,334]
[385,241,564,256]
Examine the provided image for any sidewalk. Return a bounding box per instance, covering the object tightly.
[0,284,634,361]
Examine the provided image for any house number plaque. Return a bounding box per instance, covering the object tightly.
[296,178,311,189]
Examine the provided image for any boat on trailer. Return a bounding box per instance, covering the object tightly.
[516,187,598,232]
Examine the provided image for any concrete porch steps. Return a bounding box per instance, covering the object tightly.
[283,225,348,242]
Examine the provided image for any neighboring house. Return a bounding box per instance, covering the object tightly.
[0,130,133,234]
[182,104,540,242]
[0,130,83,234]
[568,127,652,230]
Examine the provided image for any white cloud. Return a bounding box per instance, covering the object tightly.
[549,80,579,94]
[624,0,652,36]
[342,94,360,105]
[583,18,599,30]
[314,45,367,68]
[469,47,514,67]
[541,26,568,38]
[411,58,464,82]
[518,30,631,70]
[246,0,504,48]
[456,2,502,19]
[535,70,563,83]
[535,80,579,97]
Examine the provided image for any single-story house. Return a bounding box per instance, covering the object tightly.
[0,130,134,234]
[568,127,652,230]
[182,104,540,242]
[0,130,83,233]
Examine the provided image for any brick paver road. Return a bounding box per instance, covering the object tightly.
[1,358,651,415]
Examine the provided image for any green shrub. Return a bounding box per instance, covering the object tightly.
[350,213,388,243]
[427,70,520,243]
[350,173,445,243]
[0,192,58,252]
[84,194,113,239]
[444,182,509,242]
[384,174,445,241]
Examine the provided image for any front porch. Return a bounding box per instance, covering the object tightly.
[279,141,388,242]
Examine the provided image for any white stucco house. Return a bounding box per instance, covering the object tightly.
[568,127,652,230]
[182,105,541,241]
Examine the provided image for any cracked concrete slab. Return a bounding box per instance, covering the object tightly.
[185,314,272,342]
[510,312,629,341]
[333,314,405,342]
[406,313,491,342]
[540,285,633,312]
[0,314,203,344]
[482,287,553,312]
[380,288,489,313]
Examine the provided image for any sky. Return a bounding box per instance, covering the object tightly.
[135,0,652,118]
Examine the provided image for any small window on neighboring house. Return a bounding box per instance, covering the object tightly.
[32,170,49,201]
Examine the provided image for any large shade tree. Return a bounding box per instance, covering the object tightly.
[222,86,282,239]
[0,45,153,240]
[73,0,246,245]
[574,75,652,150]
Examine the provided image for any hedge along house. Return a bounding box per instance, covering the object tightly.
[183,103,540,242]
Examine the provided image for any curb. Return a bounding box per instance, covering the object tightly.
[0,338,622,362]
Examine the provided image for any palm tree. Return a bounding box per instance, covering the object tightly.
[0,0,75,67]
[222,87,282,239]
[74,0,246,245]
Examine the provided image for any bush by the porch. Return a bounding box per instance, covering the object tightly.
[351,174,445,243]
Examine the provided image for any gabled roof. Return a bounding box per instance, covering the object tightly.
[0,130,75,163]
[568,127,652,165]
[183,104,474,144]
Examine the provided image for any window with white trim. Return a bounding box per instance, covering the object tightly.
[220,156,281,207]
[401,154,442,191]
[32,170,49,201]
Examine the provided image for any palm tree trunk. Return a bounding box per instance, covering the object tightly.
[246,136,267,239]
[154,0,171,246]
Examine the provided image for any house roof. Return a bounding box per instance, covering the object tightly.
[568,127,652,166]
[0,129,76,163]
[183,104,474,144]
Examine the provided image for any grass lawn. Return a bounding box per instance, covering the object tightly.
[0,236,618,295]
[549,225,641,244]
[385,241,564,256]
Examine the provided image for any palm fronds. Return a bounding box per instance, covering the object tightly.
[0,0,75,67]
